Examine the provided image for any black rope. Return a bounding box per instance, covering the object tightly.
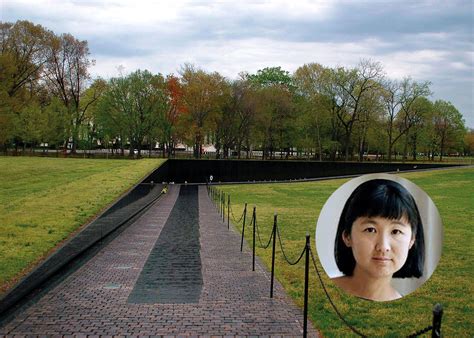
[220,195,436,338]
[276,226,306,265]
[230,203,245,224]
[407,325,433,337]
[248,209,254,229]
[254,217,270,248]
[255,219,274,249]
[309,247,367,337]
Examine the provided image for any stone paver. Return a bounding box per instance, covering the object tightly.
[0,185,317,337]
[128,185,202,304]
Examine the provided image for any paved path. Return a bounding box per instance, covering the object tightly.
[0,185,317,337]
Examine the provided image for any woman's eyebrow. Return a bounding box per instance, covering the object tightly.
[391,220,411,227]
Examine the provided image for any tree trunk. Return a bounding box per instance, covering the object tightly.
[402,135,409,163]
[317,128,322,162]
[439,136,445,162]
[411,133,418,161]
[237,142,242,159]
[71,126,79,154]
[344,133,351,161]
[387,128,393,162]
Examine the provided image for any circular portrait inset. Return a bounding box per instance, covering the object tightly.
[315,173,443,302]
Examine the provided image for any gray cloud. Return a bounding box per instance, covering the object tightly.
[2,0,473,127]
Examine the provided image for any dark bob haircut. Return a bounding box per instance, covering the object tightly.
[334,179,425,278]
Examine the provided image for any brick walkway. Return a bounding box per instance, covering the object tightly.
[0,185,317,337]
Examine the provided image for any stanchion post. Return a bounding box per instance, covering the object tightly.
[227,195,230,229]
[252,206,256,272]
[303,233,310,338]
[220,190,223,215]
[270,213,277,298]
[222,193,225,222]
[240,203,247,252]
[432,304,443,338]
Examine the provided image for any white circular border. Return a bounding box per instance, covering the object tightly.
[315,173,443,297]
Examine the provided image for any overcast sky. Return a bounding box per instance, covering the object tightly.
[2,0,473,127]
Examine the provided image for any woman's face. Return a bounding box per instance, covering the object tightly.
[343,216,415,279]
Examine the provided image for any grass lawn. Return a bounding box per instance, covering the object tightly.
[219,167,474,337]
[0,156,165,295]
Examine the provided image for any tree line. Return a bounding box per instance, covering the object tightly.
[1,20,472,161]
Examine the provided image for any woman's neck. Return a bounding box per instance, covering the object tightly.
[335,269,401,301]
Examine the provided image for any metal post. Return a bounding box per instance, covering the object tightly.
[227,195,230,229]
[252,206,256,272]
[220,191,223,215]
[240,203,247,252]
[432,304,443,338]
[222,193,225,222]
[270,213,277,298]
[303,234,310,338]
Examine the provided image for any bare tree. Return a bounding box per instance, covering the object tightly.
[398,78,432,161]
[44,33,97,153]
[381,79,403,161]
[333,59,384,160]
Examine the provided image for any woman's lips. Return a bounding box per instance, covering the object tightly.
[372,257,392,262]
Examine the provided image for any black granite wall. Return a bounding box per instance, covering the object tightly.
[144,159,460,184]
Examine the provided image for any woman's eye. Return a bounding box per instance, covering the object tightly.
[392,229,403,235]
[364,227,376,233]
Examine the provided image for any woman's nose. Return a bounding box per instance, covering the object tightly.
[375,233,390,252]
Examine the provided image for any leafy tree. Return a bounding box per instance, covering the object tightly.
[0,20,53,150]
[247,66,294,88]
[463,129,474,156]
[404,96,433,161]
[245,66,296,159]
[432,100,466,160]
[12,101,44,152]
[293,63,333,161]
[157,75,187,157]
[179,64,228,158]
[98,70,168,157]
[0,21,52,98]
[96,78,128,155]
[42,97,69,152]
[230,77,259,159]
[211,80,237,159]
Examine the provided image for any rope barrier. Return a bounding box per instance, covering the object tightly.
[230,203,245,224]
[255,217,273,249]
[256,219,274,249]
[309,247,367,337]
[209,190,440,338]
[407,325,434,337]
[276,226,307,266]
